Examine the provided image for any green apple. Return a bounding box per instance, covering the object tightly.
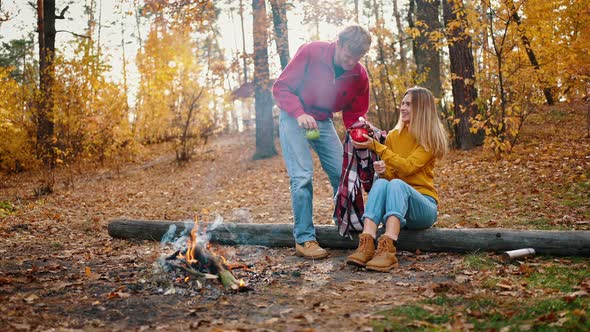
[305,129,320,140]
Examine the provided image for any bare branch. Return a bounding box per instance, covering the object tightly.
[55,30,90,39]
[55,5,69,19]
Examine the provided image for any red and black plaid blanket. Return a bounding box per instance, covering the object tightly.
[333,122,386,238]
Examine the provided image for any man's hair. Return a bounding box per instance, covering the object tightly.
[337,25,372,56]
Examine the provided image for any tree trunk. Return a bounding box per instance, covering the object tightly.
[252,0,277,160]
[37,0,56,170]
[442,0,484,150]
[372,0,398,130]
[108,220,590,257]
[408,0,443,100]
[120,19,129,116]
[239,0,248,84]
[269,0,290,70]
[392,0,406,75]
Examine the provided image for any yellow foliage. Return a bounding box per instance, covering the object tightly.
[135,24,216,160]
[50,40,133,165]
[0,68,36,171]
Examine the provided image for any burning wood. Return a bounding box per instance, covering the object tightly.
[162,217,250,292]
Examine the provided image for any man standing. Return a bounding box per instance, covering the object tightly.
[272,25,372,259]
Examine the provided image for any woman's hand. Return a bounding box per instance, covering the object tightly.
[351,134,374,150]
[373,160,386,176]
[359,117,379,132]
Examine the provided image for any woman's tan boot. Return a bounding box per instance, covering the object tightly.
[346,233,375,267]
[366,235,399,272]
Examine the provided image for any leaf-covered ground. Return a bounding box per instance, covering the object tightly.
[1,103,589,331]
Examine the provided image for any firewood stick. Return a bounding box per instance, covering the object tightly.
[225,263,254,270]
[167,261,217,279]
[218,269,244,290]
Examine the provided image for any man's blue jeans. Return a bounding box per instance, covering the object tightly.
[363,178,437,229]
[279,110,343,244]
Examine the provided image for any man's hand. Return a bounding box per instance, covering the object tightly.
[297,114,318,130]
[373,160,386,176]
[351,134,373,150]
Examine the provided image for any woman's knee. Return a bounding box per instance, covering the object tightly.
[373,178,389,188]
[387,179,409,192]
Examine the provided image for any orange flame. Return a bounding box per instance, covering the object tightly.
[183,216,199,265]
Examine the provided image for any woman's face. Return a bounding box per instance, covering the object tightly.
[400,94,412,124]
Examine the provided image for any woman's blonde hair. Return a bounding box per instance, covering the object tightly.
[394,87,449,159]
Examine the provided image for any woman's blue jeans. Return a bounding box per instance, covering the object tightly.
[279,110,343,244]
[363,178,438,229]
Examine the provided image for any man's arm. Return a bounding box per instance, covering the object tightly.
[272,44,309,119]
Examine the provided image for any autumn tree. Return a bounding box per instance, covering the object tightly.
[269,0,290,70]
[467,0,539,155]
[505,0,554,105]
[36,0,59,173]
[365,0,401,131]
[392,0,407,75]
[252,0,276,159]
[0,68,34,172]
[442,0,483,149]
[298,0,352,39]
[135,0,220,159]
[0,38,35,83]
[408,0,443,101]
[238,0,249,84]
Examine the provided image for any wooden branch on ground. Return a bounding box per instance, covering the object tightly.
[165,243,245,290]
[108,219,590,257]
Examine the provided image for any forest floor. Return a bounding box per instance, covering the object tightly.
[0,103,589,331]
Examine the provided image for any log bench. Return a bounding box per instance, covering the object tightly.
[108,219,590,256]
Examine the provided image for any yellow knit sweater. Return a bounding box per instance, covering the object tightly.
[370,126,439,203]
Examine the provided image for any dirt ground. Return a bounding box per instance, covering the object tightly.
[1,105,589,331]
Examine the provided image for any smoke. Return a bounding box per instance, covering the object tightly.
[160,224,177,246]
[157,216,226,262]
[207,213,224,231]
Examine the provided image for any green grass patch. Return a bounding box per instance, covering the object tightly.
[462,253,496,270]
[372,296,589,332]
[527,258,590,293]
[560,181,590,216]
[0,200,16,218]
[524,218,559,230]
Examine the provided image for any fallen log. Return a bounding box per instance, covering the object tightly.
[108,219,590,256]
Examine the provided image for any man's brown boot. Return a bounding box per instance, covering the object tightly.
[366,235,399,272]
[346,233,375,267]
[295,241,329,259]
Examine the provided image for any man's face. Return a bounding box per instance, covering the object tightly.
[334,42,364,71]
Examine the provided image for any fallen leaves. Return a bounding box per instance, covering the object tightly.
[563,290,589,303]
[84,266,101,280]
[23,294,39,304]
[107,291,131,299]
[0,107,588,331]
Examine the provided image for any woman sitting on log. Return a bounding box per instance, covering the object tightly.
[346,86,449,272]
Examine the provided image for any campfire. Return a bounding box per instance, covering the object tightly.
[161,217,250,292]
